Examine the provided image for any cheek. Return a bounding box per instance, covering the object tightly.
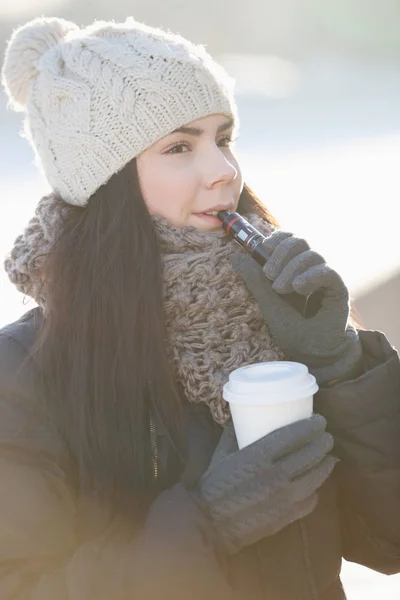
[138,159,196,224]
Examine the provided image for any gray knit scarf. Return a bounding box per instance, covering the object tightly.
[4,194,284,425]
[152,213,284,425]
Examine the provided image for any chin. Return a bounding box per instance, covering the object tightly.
[190,214,223,232]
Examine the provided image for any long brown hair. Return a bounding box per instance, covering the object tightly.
[35,157,275,520]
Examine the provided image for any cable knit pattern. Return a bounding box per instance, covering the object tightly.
[1,17,78,109]
[1,17,236,206]
[152,214,284,425]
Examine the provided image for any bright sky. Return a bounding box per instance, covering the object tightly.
[239,132,400,297]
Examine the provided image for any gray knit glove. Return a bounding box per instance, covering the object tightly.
[195,414,337,555]
[230,231,363,385]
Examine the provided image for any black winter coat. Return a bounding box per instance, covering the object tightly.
[0,308,399,599]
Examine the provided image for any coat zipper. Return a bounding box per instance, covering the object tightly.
[149,413,158,480]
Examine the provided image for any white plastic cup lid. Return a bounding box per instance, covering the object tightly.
[223,361,318,406]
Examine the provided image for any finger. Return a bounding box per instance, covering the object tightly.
[236,493,318,544]
[229,252,304,323]
[272,250,325,294]
[261,414,327,461]
[277,431,334,480]
[259,494,318,535]
[292,263,349,300]
[223,417,326,479]
[261,230,294,255]
[230,252,275,305]
[291,455,338,503]
[263,236,310,281]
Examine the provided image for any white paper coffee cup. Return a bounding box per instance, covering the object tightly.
[223,361,318,449]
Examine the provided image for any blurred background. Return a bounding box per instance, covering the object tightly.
[0,1,399,597]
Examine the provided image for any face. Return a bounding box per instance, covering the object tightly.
[137,114,243,232]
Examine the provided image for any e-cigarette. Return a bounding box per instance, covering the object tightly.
[218,211,323,318]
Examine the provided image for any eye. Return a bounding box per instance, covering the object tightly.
[164,142,191,154]
[217,135,237,148]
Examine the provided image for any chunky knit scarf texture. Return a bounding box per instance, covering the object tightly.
[4,195,284,426]
[152,214,284,425]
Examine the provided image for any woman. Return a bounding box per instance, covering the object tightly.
[1,16,399,600]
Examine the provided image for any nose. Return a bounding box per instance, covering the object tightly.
[204,146,238,189]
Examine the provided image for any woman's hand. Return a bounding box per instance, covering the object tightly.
[195,415,336,555]
[230,231,363,385]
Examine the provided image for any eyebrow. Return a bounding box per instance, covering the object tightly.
[171,118,235,137]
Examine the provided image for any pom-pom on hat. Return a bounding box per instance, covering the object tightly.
[2,17,79,111]
[2,17,237,206]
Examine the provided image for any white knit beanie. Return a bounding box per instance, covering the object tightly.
[1,17,237,206]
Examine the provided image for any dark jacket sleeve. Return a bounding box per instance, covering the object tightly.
[0,333,233,600]
[314,330,400,574]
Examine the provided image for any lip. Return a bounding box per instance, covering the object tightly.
[193,213,223,227]
[196,204,235,215]
[193,205,235,228]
